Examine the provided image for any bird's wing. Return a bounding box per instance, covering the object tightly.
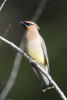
[41,37,50,73]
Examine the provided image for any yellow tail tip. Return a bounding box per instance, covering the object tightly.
[42,86,54,92]
[42,89,47,92]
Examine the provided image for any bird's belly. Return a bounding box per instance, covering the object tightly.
[26,45,45,65]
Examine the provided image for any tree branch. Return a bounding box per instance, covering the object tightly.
[0,0,48,100]
[32,0,48,22]
[0,36,67,100]
[0,0,7,11]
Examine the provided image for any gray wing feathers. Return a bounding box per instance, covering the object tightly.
[41,37,50,72]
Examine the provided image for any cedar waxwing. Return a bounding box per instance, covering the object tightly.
[21,21,53,92]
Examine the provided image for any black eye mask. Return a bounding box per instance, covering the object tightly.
[20,21,33,26]
[24,22,33,26]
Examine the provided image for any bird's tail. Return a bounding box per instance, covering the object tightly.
[31,63,54,92]
[42,81,54,92]
[40,68,54,92]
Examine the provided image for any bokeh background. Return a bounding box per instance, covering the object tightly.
[0,0,67,100]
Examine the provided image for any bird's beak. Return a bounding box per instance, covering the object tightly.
[20,21,28,27]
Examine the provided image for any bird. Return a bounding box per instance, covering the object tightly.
[21,21,53,92]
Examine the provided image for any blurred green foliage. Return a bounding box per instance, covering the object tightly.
[0,0,67,100]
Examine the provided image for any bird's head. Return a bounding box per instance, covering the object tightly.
[20,21,40,30]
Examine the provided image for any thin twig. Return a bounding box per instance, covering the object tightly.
[0,36,67,100]
[0,0,7,11]
[0,52,22,100]
[0,0,48,100]
[32,0,48,22]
